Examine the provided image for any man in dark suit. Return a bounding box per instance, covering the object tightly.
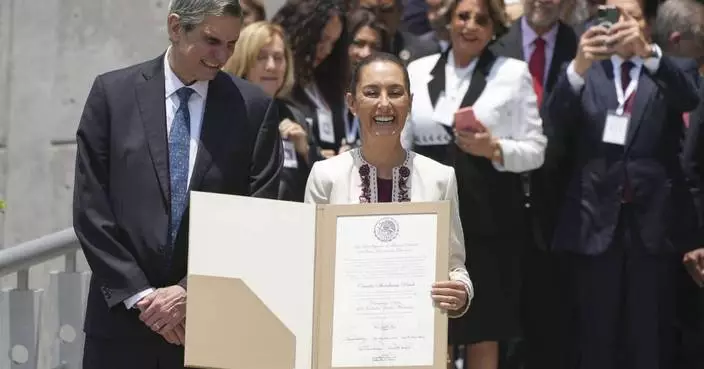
[401,0,432,35]
[418,0,452,53]
[491,1,578,368]
[543,0,700,367]
[72,1,282,368]
[353,0,440,64]
[652,1,704,366]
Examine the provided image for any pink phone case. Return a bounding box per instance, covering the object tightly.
[455,107,481,132]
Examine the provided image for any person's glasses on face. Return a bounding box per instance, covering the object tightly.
[455,11,492,28]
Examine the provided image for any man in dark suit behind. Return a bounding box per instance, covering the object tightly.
[491,1,578,368]
[651,0,704,366]
[72,1,283,368]
[543,0,700,367]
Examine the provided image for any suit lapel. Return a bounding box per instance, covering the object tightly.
[189,72,230,191]
[427,50,450,108]
[500,21,525,60]
[458,49,497,109]
[135,54,170,208]
[597,60,619,113]
[625,70,656,148]
[545,23,577,93]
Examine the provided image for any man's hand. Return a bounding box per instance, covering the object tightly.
[136,285,186,335]
[608,7,651,58]
[683,248,704,287]
[161,320,186,346]
[574,25,613,75]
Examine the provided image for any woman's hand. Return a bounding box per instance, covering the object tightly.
[279,119,310,162]
[454,123,502,163]
[431,280,467,313]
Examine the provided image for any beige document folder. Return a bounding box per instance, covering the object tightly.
[185,192,450,369]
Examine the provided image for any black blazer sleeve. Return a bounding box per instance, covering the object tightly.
[73,75,151,308]
[249,96,284,198]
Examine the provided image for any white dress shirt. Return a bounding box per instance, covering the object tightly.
[123,48,210,309]
[521,17,559,87]
[564,44,663,92]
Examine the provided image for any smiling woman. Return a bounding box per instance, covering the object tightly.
[304,52,475,323]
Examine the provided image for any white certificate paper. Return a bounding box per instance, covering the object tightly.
[331,214,438,367]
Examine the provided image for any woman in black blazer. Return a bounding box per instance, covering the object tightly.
[223,21,323,202]
[273,0,350,158]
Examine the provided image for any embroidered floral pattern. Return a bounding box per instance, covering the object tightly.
[354,149,411,203]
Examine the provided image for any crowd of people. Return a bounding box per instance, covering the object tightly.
[71,0,704,368]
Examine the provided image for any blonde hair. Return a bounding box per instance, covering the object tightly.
[222,21,295,97]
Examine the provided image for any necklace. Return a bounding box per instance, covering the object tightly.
[353,149,411,203]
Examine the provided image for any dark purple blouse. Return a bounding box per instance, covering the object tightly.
[377,178,393,203]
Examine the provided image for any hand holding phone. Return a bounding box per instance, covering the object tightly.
[454,107,484,133]
[596,5,620,28]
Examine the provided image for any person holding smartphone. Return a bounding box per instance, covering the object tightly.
[542,0,701,367]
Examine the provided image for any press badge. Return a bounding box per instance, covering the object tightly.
[431,94,457,127]
[315,109,335,144]
[602,111,630,146]
[282,140,298,169]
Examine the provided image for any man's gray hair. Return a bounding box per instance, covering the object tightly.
[168,0,242,32]
[652,0,704,46]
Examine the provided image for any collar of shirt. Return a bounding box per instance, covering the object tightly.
[521,17,558,51]
[445,50,478,99]
[446,50,477,79]
[164,47,209,101]
[610,54,644,70]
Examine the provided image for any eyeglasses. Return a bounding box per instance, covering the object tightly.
[455,11,492,27]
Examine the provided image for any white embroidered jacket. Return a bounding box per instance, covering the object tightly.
[304,149,474,317]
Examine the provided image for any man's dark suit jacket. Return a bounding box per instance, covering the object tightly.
[491,19,579,249]
[544,56,700,255]
[401,0,431,35]
[392,31,440,65]
[683,76,704,240]
[73,54,283,338]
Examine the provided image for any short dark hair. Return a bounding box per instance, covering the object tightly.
[347,8,391,53]
[347,52,411,96]
[241,0,266,21]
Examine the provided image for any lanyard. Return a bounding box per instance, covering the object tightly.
[303,84,329,110]
[344,115,359,144]
[615,63,638,115]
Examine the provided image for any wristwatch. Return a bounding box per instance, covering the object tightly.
[641,44,661,60]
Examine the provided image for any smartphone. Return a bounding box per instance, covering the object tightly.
[596,5,619,28]
[454,107,482,132]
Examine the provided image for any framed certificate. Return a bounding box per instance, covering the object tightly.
[312,202,450,369]
[185,193,450,369]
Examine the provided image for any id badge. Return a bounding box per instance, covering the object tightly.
[602,111,630,146]
[316,109,335,144]
[282,140,298,169]
[431,94,457,127]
